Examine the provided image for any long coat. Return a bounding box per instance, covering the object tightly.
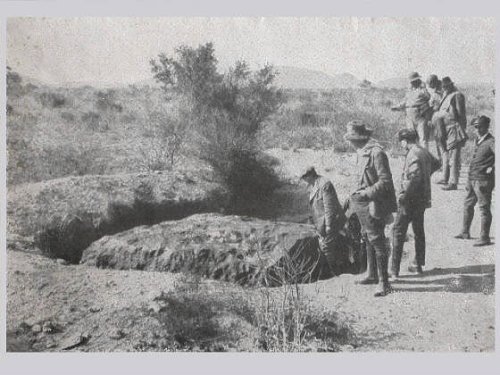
[399,144,441,209]
[356,140,398,218]
[436,88,467,150]
[309,176,346,236]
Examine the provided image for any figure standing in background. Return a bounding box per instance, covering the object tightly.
[455,116,495,246]
[426,74,444,162]
[391,72,432,149]
[433,76,467,190]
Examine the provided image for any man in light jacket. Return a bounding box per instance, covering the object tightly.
[391,129,441,277]
[433,76,467,190]
[344,120,397,297]
[391,72,432,148]
[300,167,347,275]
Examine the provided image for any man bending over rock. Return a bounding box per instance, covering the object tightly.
[300,166,347,276]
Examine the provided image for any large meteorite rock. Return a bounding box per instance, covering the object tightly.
[81,213,366,286]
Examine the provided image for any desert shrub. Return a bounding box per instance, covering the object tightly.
[81,111,108,132]
[95,89,123,112]
[39,91,66,108]
[60,111,76,122]
[151,43,284,212]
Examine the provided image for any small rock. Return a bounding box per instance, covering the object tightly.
[31,324,42,334]
[57,258,69,265]
[61,332,91,350]
[109,329,126,340]
[42,321,55,334]
[45,340,57,349]
[89,306,102,313]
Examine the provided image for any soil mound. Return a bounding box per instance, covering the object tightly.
[8,171,225,263]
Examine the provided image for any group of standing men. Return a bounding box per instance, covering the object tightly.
[300,72,495,297]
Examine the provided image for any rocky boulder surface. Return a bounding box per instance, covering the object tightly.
[7,171,226,263]
[81,213,365,286]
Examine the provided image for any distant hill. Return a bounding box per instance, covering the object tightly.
[274,66,361,90]
[376,77,408,89]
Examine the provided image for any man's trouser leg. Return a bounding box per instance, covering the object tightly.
[364,235,378,281]
[411,207,426,267]
[354,200,390,290]
[319,232,338,275]
[449,146,461,186]
[391,207,410,276]
[471,179,494,241]
[440,147,450,183]
[462,180,478,235]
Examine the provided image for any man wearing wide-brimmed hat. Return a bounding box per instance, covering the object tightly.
[391,72,432,149]
[391,129,441,278]
[454,115,494,246]
[344,120,397,297]
[300,166,347,275]
[433,76,467,190]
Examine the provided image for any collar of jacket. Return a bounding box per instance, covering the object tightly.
[357,138,383,158]
[309,176,324,202]
[477,132,492,145]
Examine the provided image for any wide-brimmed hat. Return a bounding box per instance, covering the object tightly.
[344,120,373,141]
[442,76,454,88]
[397,128,418,142]
[408,72,422,82]
[471,115,491,128]
[299,166,318,180]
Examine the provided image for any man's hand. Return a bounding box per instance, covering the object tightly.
[486,167,493,174]
[325,225,332,234]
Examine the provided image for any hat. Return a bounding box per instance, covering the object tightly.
[426,74,439,87]
[344,120,373,141]
[472,115,491,127]
[442,76,454,88]
[300,166,318,180]
[397,128,419,142]
[408,72,422,82]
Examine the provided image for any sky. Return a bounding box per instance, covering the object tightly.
[6,17,496,86]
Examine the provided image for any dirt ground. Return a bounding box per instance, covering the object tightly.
[6,149,495,352]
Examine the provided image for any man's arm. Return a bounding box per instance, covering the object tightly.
[364,149,394,201]
[455,92,467,129]
[322,182,340,232]
[399,154,423,204]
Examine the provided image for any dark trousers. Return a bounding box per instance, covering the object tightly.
[391,205,426,274]
[351,198,389,283]
[462,179,494,240]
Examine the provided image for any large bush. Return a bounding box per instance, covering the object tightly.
[151,43,284,212]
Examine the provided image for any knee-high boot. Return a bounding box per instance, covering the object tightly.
[356,240,378,284]
[374,252,391,297]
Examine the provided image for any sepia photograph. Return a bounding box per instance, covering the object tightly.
[2,11,496,359]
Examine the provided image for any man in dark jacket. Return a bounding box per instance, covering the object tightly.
[454,116,495,246]
[344,121,397,297]
[300,167,347,274]
[433,76,467,190]
[391,129,441,277]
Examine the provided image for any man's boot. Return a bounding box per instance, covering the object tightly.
[442,183,457,191]
[356,242,378,285]
[455,207,474,239]
[437,164,450,185]
[374,252,391,297]
[474,213,492,247]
